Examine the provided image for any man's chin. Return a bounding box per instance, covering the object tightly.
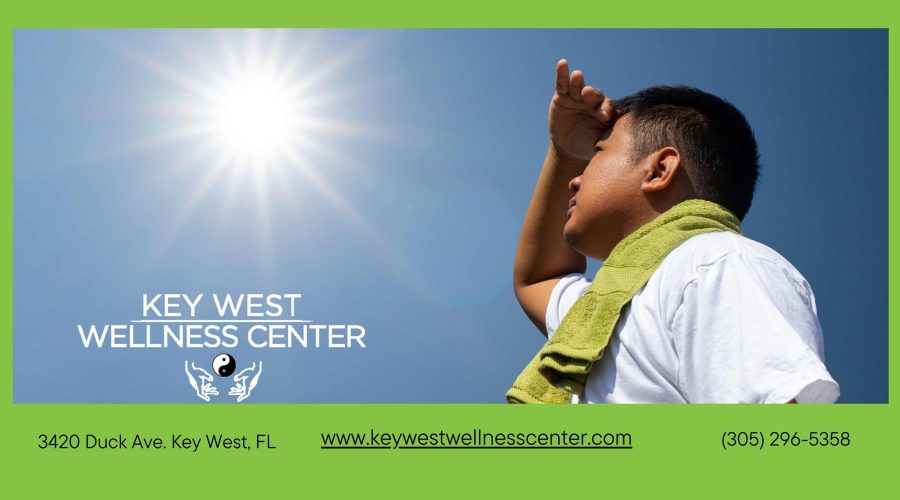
[563,226,582,253]
[564,225,599,260]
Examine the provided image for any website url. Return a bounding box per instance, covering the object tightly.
[321,429,632,449]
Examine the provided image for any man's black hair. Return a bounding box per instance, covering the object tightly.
[614,85,760,221]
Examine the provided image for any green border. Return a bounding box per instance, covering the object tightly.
[2,1,896,496]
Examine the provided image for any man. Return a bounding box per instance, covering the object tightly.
[508,59,839,404]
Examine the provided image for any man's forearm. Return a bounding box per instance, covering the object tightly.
[513,142,587,289]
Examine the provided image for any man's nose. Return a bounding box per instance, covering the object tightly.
[569,175,581,193]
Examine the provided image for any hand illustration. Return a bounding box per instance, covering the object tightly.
[185,360,219,402]
[228,361,263,403]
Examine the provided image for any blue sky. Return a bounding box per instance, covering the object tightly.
[13,29,887,402]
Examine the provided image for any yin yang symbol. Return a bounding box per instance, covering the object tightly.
[212,353,236,377]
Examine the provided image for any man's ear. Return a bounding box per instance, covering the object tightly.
[641,147,681,193]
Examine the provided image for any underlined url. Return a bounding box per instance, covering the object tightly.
[320,429,632,450]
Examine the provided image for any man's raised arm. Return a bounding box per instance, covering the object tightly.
[513,59,615,335]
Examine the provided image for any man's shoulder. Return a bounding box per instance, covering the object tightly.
[665,232,801,273]
[656,231,812,296]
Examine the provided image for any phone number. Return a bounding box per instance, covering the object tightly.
[721,431,850,450]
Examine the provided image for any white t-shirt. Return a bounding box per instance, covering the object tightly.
[546,232,840,404]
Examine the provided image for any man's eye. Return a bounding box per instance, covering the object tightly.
[594,146,603,152]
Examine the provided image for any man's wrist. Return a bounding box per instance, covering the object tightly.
[548,141,590,168]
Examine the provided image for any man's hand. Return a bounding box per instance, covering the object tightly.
[548,59,617,162]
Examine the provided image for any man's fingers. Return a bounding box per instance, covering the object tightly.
[555,59,569,96]
[582,86,605,108]
[599,97,617,122]
[568,70,585,101]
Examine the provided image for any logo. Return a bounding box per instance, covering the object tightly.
[76,292,365,403]
[184,353,262,402]
[213,353,236,377]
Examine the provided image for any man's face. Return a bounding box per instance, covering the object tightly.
[563,113,644,260]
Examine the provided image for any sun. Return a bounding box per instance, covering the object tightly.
[209,75,296,161]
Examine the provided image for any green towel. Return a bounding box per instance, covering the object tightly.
[506,199,742,404]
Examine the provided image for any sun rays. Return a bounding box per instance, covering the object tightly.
[85,29,413,283]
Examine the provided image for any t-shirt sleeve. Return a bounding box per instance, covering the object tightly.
[670,253,840,404]
[545,273,592,340]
